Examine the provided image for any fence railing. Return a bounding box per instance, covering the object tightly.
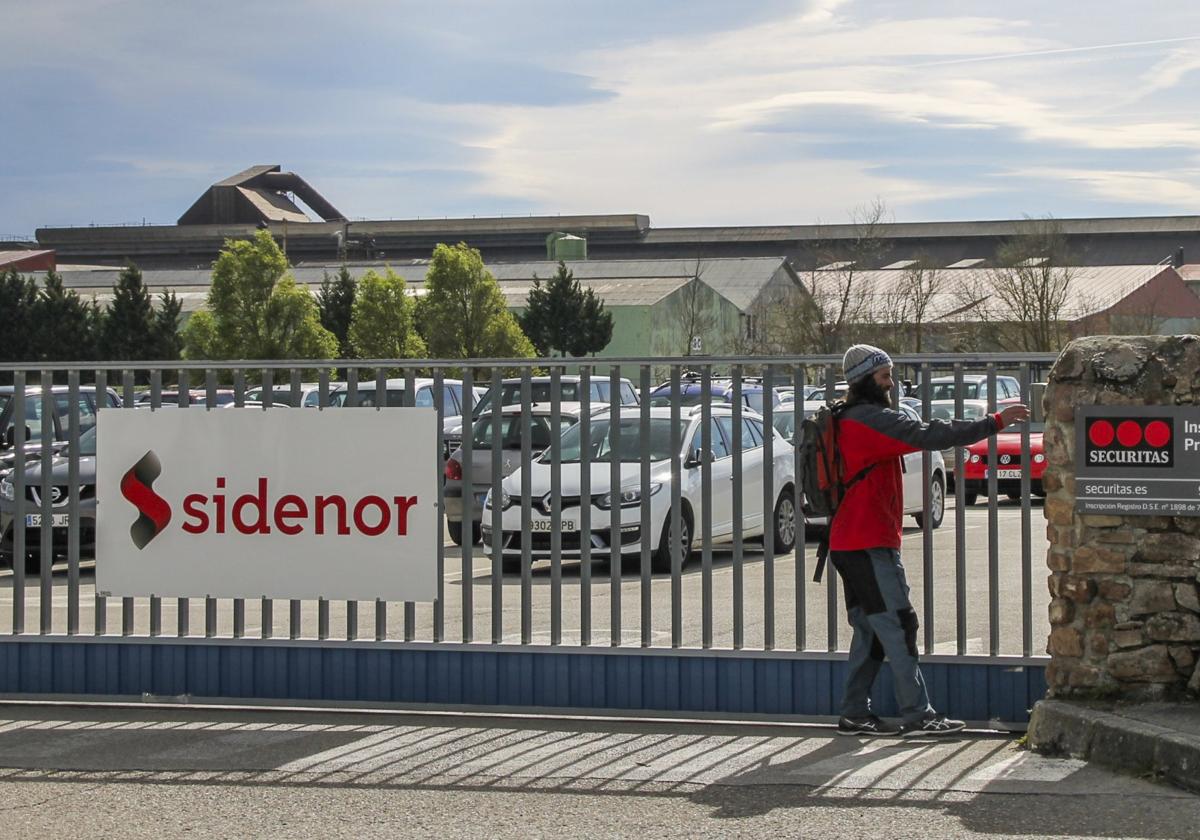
[0,354,1058,661]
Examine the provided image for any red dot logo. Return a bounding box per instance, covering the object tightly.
[1116,420,1143,448]
[1088,420,1114,448]
[1145,420,1171,448]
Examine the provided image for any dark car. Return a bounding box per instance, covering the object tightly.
[0,425,97,571]
[0,385,119,474]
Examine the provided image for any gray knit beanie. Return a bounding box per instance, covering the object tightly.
[843,344,893,383]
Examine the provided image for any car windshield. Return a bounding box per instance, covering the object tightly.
[0,394,10,415]
[929,403,987,421]
[78,425,97,456]
[929,382,980,401]
[475,381,632,416]
[649,388,715,407]
[471,414,576,450]
[551,417,689,463]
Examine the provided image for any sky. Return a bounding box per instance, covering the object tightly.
[4,0,1200,236]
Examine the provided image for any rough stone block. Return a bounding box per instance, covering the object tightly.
[1047,551,1070,572]
[1061,576,1097,604]
[1072,546,1128,574]
[1049,627,1084,657]
[1048,598,1075,625]
[1068,665,1102,688]
[1088,634,1110,657]
[1175,583,1200,613]
[1108,645,1177,681]
[1089,717,1160,777]
[1146,612,1200,643]
[1027,700,1094,758]
[1128,563,1197,580]
[1097,579,1132,601]
[1043,470,1063,492]
[1168,645,1195,672]
[1112,622,1146,649]
[1157,733,1200,794]
[1081,514,1124,528]
[1045,497,1074,526]
[1137,533,1200,563]
[1098,530,1137,545]
[1129,581,1177,615]
[1085,602,1117,629]
[1190,663,1200,696]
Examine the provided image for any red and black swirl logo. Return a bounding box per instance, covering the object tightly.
[1085,417,1173,468]
[120,451,172,549]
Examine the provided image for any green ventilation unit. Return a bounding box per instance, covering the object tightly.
[546,231,587,261]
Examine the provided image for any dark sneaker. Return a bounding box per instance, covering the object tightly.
[901,714,966,737]
[837,715,901,737]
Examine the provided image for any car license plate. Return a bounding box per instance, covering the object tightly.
[25,513,69,527]
[985,469,1023,479]
[530,519,576,532]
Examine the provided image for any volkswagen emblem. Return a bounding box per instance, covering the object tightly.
[1000,454,1011,465]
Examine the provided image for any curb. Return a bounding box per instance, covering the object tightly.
[1027,699,1200,793]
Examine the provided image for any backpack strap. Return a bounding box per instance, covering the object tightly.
[811,464,877,584]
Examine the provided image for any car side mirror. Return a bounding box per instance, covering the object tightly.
[685,448,714,468]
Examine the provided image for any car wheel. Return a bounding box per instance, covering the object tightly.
[963,491,978,506]
[772,487,797,553]
[914,473,945,529]
[1006,491,1022,502]
[652,510,692,574]
[447,520,464,546]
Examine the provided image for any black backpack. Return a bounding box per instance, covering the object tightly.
[797,402,875,583]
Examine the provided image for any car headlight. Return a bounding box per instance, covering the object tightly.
[484,490,513,511]
[969,453,981,464]
[1033,453,1046,464]
[0,477,13,502]
[596,483,662,510]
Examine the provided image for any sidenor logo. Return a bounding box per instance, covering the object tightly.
[120,451,172,549]
[1085,417,1174,468]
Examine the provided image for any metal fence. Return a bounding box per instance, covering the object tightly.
[0,354,1057,665]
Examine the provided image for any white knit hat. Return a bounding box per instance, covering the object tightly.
[843,344,893,383]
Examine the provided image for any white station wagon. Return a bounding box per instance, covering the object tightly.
[483,405,796,572]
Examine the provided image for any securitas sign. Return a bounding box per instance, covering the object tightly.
[96,408,437,601]
[1076,406,1200,517]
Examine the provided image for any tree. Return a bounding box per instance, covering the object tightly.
[519,261,613,356]
[316,265,357,355]
[416,242,535,360]
[347,269,427,361]
[0,269,38,365]
[875,256,947,353]
[182,230,338,361]
[99,263,157,360]
[152,291,183,361]
[31,270,100,362]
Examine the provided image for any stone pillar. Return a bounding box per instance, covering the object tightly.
[1043,335,1200,700]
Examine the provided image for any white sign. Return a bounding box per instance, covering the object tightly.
[96,408,438,601]
[690,336,702,354]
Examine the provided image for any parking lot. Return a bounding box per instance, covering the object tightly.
[0,497,1048,656]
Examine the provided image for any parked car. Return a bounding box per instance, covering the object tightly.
[1,386,120,477]
[804,403,948,530]
[473,376,639,417]
[331,378,471,450]
[0,424,97,571]
[923,374,1023,405]
[770,400,824,445]
[134,389,236,408]
[444,404,586,545]
[960,419,1047,504]
[245,383,328,408]
[924,399,991,489]
[646,376,730,407]
[723,383,792,414]
[483,405,796,572]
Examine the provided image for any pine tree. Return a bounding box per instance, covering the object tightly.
[152,291,183,360]
[99,263,156,360]
[316,265,357,355]
[519,261,612,356]
[0,269,38,364]
[31,271,99,362]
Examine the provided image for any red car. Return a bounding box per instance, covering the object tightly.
[960,422,1046,504]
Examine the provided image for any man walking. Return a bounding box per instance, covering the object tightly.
[832,344,1029,736]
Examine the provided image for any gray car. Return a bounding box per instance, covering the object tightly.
[0,424,97,572]
[443,404,584,545]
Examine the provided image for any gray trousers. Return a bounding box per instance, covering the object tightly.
[831,547,935,723]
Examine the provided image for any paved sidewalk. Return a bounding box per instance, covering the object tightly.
[0,703,1196,838]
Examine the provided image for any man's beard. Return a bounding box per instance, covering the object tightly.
[848,375,893,408]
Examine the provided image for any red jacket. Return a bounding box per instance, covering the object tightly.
[830,402,1000,551]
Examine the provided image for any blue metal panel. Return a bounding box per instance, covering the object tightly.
[0,640,1046,725]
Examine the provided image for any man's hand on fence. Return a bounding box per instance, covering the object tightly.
[998,404,1031,429]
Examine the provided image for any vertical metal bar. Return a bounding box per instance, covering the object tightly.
[290,368,303,640]
[39,377,53,634]
[700,366,713,649]
[205,369,217,412]
[319,362,330,640]
[549,366,562,646]
[403,369,416,642]
[230,369,245,639]
[11,372,26,635]
[640,366,653,647]
[375,367,389,640]
[920,365,934,654]
[66,370,80,635]
[1020,362,1033,657]
[259,368,274,639]
[608,366,621,646]
[345,368,357,641]
[489,368,504,645]
[669,365,682,648]
[986,363,999,655]
[731,366,743,649]
[121,370,135,636]
[93,370,106,636]
[147,370,162,637]
[434,369,446,643]
[578,367,592,646]
[459,368,473,643]
[794,364,806,651]
[825,363,838,652]
[520,369,533,644]
[954,363,966,655]
[762,365,775,651]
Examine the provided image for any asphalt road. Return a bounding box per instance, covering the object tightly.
[0,703,1195,839]
[0,499,1048,656]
